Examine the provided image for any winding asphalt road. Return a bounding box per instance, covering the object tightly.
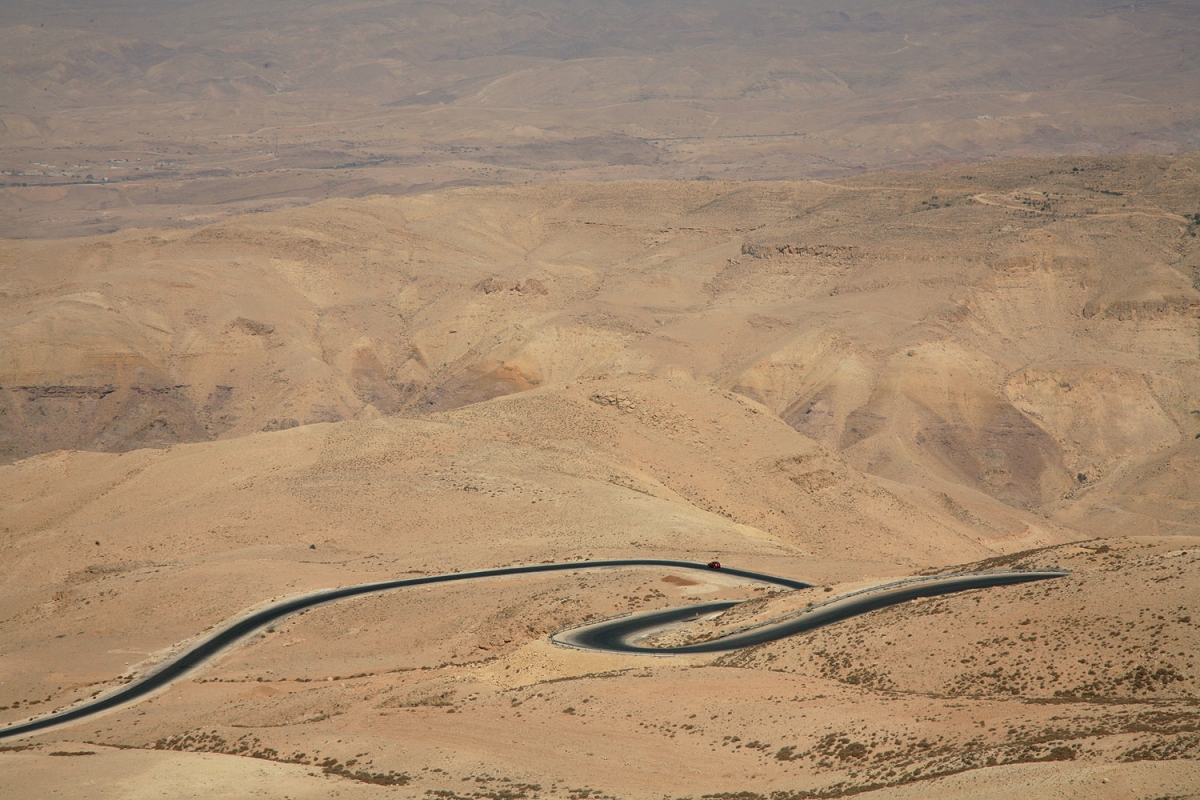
[0,560,1065,741]
[551,568,1069,653]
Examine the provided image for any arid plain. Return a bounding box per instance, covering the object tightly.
[2,2,1200,799]
[4,0,1200,237]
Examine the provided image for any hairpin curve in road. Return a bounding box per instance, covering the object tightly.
[0,559,1067,741]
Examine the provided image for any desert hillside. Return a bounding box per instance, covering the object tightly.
[5,2,1200,798]
[3,154,1197,536]
[0,153,1199,798]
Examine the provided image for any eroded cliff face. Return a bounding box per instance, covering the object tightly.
[4,156,1198,538]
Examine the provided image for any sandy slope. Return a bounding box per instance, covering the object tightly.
[3,155,1197,530]
[1,155,1199,797]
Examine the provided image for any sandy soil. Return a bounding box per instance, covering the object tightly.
[0,152,1198,797]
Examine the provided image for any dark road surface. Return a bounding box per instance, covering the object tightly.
[551,569,1069,653]
[0,560,1066,740]
[0,559,805,740]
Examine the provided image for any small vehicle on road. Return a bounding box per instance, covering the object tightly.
[707,561,721,570]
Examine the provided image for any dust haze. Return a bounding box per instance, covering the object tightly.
[2,2,1200,799]
[4,0,1199,237]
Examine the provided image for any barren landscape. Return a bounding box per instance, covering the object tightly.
[2,2,1200,799]
[3,0,1200,238]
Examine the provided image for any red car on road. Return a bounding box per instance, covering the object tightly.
[707,561,721,570]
